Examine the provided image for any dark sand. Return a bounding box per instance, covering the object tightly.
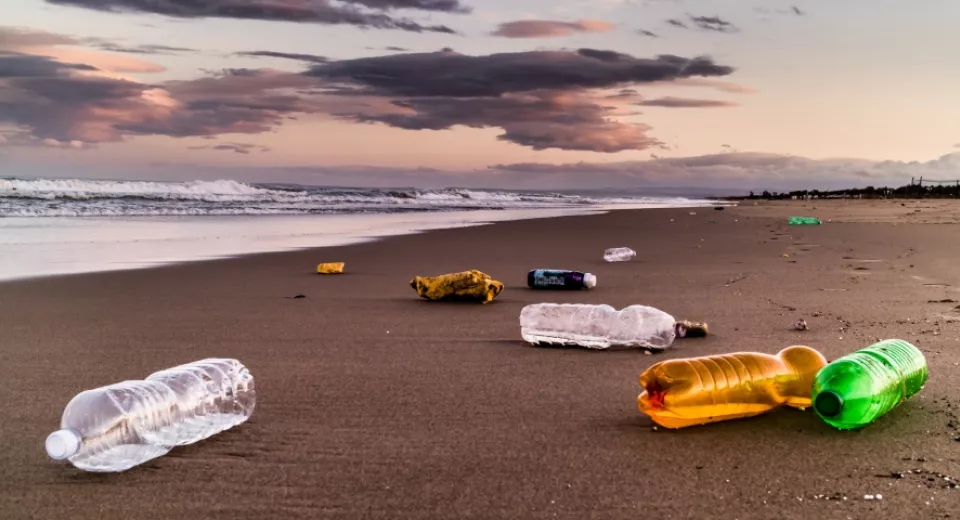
[2,200,959,519]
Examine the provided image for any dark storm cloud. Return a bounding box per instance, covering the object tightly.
[44,0,465,33]
[666,19,686,29]
[2,45,738,153]
[305,49,734,97]
[236,50,329,64]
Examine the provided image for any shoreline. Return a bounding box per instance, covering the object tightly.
[0,202,715,284]
[3,200,959,519]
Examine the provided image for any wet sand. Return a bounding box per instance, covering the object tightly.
[1,199,959,519]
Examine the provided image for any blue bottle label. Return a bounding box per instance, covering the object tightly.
[531,269,582,287]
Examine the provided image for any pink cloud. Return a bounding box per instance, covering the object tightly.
[491,19,616,38]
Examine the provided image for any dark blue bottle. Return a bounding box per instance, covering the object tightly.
[527,269,597,290]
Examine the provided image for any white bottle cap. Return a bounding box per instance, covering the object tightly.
[45,429,81,460]
[583,273,597,289]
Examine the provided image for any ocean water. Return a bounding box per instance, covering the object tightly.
[0,178,714,281]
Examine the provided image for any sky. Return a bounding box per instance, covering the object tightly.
[1,0,959,190]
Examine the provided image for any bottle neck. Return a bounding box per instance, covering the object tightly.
[46,428,82,460]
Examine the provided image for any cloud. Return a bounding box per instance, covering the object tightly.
[0,26,167,75]
[637,29,658,38]
[488,152,960,189]
[791,6,804,16]
[2,45,737,153]
[45,0,466,33]
[305,49,734,97]
[0,26,76,47]
[689,15,738,33]
[348,90,662,152]
[236,50,329,64]
[954,143,960,148]
[188,142,271,154]
[0,51,96,77]
[301,48,734,151]
[490,19,616,38]
[638,96,738,108]
[667,77,756,94]
[665,15,739,33]
[92,43,196,54]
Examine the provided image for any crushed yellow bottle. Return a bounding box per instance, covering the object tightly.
[317,262,345,274]
[409,270,504,304]
[636,345,827,429]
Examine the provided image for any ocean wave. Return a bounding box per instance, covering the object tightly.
[0,178,706,217]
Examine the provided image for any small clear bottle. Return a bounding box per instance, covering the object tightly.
[603,247,636,262]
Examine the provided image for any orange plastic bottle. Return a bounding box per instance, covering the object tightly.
[637,346,828,429]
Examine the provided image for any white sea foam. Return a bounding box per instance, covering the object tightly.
[0,178,712,218]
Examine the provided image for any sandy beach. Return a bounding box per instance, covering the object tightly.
[2,199,959,520]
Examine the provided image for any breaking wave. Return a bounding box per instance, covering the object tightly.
[0,178,704,217]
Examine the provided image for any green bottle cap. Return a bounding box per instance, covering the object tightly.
[814,390,844,417]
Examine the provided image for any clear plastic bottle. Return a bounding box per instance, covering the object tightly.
[519,303,679,350]
[182,358,256,430]
[811,339,928,430]
[45,358,256,472]
[637,346,828,428]
[603,247,636,262]
[43,381,184,472]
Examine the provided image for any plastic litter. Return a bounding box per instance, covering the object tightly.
[527,269,596,290]
[811,339,928,430]
[637,346,827,429]
[788,216,822,225]
[603,247,636,262]
[317,262,345,274]
[45,358,255,472]
[410,269,503,303]
[519,303,706,350]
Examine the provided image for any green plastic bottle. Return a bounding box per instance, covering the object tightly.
[788,216,822,225]
[811,339,928,430]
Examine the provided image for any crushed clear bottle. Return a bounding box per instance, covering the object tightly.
[46,358,256,472]
[520,303,680,350]
[603,247,636,262]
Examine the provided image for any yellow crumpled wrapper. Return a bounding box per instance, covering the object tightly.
[317,262,345,274]
[409,269,504,303]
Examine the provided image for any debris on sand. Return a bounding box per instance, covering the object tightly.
[795,319,808,331]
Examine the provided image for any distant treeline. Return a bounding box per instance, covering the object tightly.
[731,181,960,200]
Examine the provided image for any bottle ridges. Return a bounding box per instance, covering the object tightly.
[637,346,827,429]
[811,339,927,430]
